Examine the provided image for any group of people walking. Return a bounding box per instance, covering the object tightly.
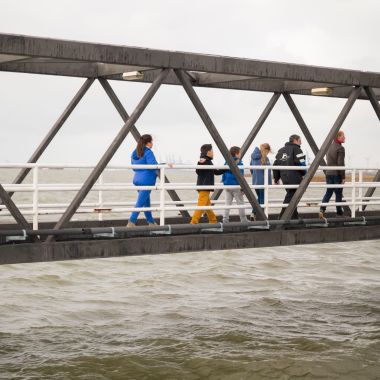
[127,132,347,226]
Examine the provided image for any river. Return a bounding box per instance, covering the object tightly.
[0,240,379,379]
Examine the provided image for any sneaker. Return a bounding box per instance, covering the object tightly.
[249,213,256,222]
[148,222,157,226]
[127,221,136,228]
[222,219,229,224]
[318,211,326,220]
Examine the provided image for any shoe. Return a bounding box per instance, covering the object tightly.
[249,213,256,222]
[148,222,157,226]
[318,211,326,220]
[127,221,136,228]
[222,219,229,224]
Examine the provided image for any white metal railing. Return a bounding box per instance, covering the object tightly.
[0,163,379,229]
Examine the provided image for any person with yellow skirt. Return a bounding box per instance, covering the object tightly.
[191,144,226,224]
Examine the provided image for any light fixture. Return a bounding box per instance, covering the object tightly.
[122,71,144,81]
[311,87,333,96]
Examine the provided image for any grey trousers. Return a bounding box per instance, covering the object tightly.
[223,189,248,223]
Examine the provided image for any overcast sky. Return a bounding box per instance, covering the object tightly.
[1,0,380,167]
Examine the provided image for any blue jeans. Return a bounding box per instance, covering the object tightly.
[252,189,264,214]
[129,190,155,223]
[321,175,343,215]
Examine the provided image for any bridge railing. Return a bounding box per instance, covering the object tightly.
[0,163,379,229]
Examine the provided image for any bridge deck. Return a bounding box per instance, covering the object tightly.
[1,211,379,265]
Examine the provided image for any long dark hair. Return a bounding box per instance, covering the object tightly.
[136,134,153,158]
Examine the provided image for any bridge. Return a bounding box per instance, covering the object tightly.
[0,33,380,264]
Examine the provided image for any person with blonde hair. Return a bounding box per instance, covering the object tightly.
[249,143,272,220]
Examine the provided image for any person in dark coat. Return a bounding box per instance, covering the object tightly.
[319,130,346,218]
[191,144,225,224]
[273,134,306,219]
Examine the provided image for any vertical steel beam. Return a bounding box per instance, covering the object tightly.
[362,87,380,210]
[283,92,326,164]
[11,78,95,190]
[47,69,170,238]
[212,92,280,201]
[0,184,32,231]
[175,69,267,221]
[98,78,190,218]
[280,86,361,221]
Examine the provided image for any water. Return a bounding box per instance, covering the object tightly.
[1,240,379,379]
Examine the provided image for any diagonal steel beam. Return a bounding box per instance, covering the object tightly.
[212,92,280,201]
[362,87,380,210]
[10,78,95,194]
[175,69,267,221]
[283,92,326,164]
[98,78,190,218]
[0,184,33,231]
[280,86,361,221]
[46,69,170,240]
[240,93,281,157]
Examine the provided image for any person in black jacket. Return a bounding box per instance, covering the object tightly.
[273,134,306,219]
[191,144,225,224]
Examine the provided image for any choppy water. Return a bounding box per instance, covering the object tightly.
[1,240,380,379]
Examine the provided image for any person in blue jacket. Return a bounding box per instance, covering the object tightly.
[250,143,272,220]
[222,146,248,223]
[127,134,158,227]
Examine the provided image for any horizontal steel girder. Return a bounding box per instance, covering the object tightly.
[1,60,379,100]
[1,33,380,89]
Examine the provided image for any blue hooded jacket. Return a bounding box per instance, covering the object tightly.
[221,157,244,185]
[250,147,272,186]
[131,147,158,186]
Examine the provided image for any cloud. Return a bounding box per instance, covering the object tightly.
[0,0,380,166]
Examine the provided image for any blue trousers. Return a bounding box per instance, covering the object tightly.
[252,189,264,214]
[129,190,155,223]
[320,175,344,215]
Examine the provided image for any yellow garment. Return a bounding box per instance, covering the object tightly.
[191,191,217,224]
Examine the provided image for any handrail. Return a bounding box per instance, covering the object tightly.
[1,163,380,170]
[0,163,379,229]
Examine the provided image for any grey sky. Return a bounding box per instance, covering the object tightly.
[0,0,380,166]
